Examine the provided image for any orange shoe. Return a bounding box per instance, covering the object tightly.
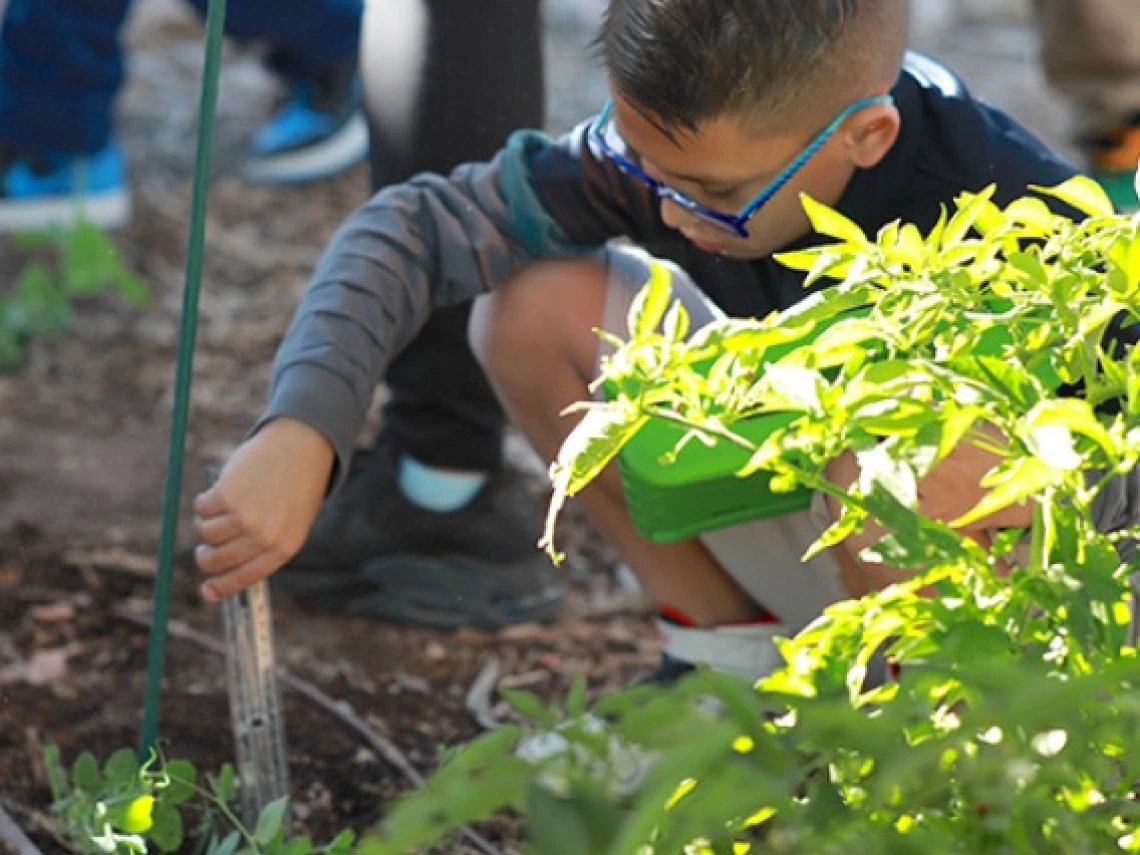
[1084,115,1140,212]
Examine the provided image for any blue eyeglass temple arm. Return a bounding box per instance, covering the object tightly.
[735,94,894,222]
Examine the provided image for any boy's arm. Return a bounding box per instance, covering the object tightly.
[264,124,656,484]
[823,427,1033,597]
[194,124,659,601]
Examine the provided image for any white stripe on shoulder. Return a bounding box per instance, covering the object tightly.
[903,51,965,98]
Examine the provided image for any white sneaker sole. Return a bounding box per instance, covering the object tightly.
[242,112,369,186]
[0,189,131,233]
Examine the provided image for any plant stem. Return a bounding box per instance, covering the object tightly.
[165,772,262,854]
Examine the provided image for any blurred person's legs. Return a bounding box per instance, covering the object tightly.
[182,0,368,185]
[0,0,132,230]
[278,0,565,629]
[1037,0,1140,210]
[0,0,365,232]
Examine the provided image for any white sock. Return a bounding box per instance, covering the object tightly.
[657,618,789,682]
[398,455,488,513]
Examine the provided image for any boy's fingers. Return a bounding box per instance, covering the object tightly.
[199,552,282,603]
[194,513,244,545]
[195,537,264,576]
[194,488,229,518]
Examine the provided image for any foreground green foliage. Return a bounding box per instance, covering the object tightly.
[0,221,146,370]
[45,747,353,855]
[365,177,1140,853]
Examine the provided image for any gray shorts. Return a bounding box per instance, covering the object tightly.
[599,246,848,633]
[598,245,1140,634]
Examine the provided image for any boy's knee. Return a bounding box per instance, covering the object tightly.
[469,258,608,377]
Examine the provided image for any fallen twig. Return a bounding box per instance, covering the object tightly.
[112,606,504,855]
[0,588,91,607]
[0,801,48,855]
[63,547,156,578]
[465,658,503,731]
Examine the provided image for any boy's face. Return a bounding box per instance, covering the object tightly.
[608,95,894,259]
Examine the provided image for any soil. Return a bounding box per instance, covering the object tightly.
[0,2,1074,853]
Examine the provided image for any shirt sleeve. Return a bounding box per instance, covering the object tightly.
[253,121,662,489]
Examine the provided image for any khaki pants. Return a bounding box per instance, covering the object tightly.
[1036,0,1140,135]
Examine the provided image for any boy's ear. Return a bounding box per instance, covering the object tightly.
[843,102,901,170]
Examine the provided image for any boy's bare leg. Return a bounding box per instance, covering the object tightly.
[470,259,766,628]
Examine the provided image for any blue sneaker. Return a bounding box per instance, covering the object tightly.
[0,143,131,232]
[243,58,368,186]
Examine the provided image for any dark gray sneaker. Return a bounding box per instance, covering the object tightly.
[274,444,565,628]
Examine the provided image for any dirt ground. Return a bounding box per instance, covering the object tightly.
[0,1,1077,852]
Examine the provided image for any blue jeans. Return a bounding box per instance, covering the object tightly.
[0,0,362,154]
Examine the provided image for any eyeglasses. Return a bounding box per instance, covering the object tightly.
[590,94,894,238]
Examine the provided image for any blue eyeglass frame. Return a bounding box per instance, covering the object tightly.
[590,94,894,238]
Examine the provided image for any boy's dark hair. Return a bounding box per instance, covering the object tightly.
[598,0,908,137]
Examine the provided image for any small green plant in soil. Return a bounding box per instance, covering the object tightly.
[44,746,354,855]
[0,221,147,370]
[359,175,1140,853]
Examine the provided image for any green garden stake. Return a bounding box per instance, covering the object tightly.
[140,0,228,758]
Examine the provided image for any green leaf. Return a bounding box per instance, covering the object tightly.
[44,745,69,802]
[72,751,102,792]
[761,364,823,415]
[943,185,996,246]
[526,785,597,855]
[952,455,1057,528]
[1024,423,1081,470]
[281,837,312,855]
[893,223,925,269]
[1007,251,1049,288]
[857,444,918,507]
[255,796,291,846]
[162,759,197,805]
[324,829,355,854]
[1032,175,1115,218]
[662,300,690,343]
[1024,398,1115,457]
[629,258,674,339]
[150,801,184,853]
[443,726,525,774]
[565,674,588,718]
[209,831,241,855]
[542,403,648,562]
[103,748,139,787]
[13,262,70,336]
[212,764,238,803]
[499,688,557,728]
[1004,196,1060,233]
[805,318,887,367]
[800,194,869,245]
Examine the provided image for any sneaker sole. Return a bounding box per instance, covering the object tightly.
[275,551,565,629]
[241,112,369,186]
[0,189,131,233]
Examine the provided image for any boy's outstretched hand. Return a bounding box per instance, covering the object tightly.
[193,417,335,603]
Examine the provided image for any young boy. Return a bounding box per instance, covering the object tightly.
[192,0,1120,680]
